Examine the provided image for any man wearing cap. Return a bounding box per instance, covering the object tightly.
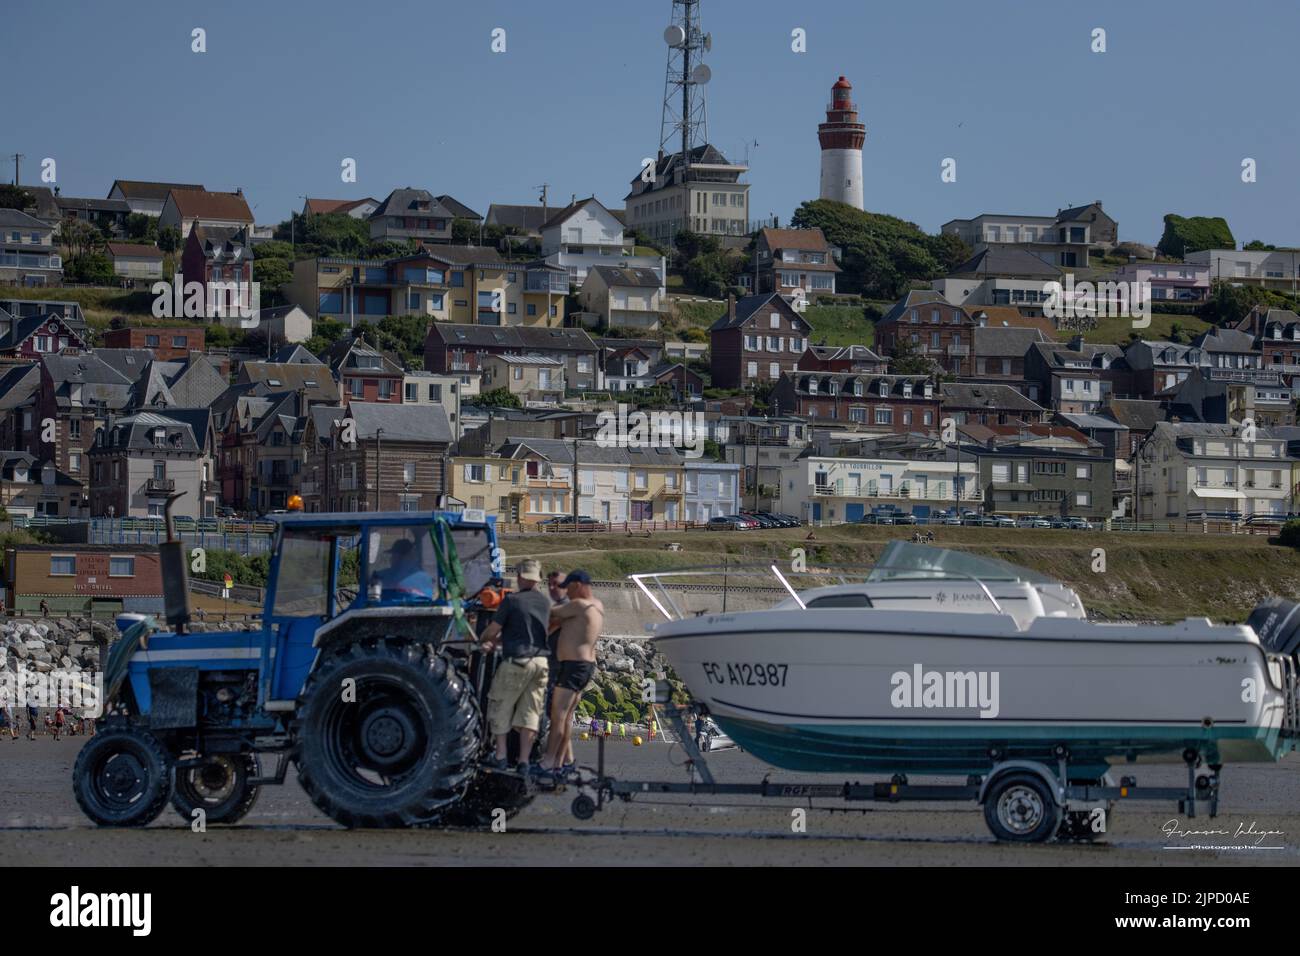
[477,558,552,773]
[374,538,435,600]
[537,570,604,776]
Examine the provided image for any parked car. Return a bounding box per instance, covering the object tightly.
[538,515,605,532]
[987,514,1016,528]
[707,515,748,530]
[741,511,782,529]
[858,513,895,525]
[933,509,964,526]
[698,718,737,753]
[1015,515,1051,529]
[1065,516,1094,530]
[892,512,918,525]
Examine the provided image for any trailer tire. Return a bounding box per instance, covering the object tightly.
[73,724,173,827]
[172,753,261,825]
[983,772,1061,843]
[571,794,596,821]
[293,639,480,828]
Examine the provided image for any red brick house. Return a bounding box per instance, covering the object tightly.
[327,338,405,404]
[770,371,939,432]
[708,293,812,390]
[181,225,255,321]
[101,326,205,361]
[0,313,86,359]
[876,289,975,376]
[752,227,840,297]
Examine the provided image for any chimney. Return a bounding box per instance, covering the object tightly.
[1068,333,1085,350]
[727,294,736,322]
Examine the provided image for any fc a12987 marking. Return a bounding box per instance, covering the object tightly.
[700,662,788,687]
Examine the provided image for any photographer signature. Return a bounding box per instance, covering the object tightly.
[1161,819,1285,847]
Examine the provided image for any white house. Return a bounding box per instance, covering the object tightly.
[782,454,983,524]
[579,266,665,331]
[684,460,741,522]
[540,197,664,286]
[1134,421,1293,521]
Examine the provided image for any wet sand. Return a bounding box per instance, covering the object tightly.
[3,734,1298,866]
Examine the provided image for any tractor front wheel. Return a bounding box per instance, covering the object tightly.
[293,640,479,828]
[72,723,173,827]
[172,753,261,825]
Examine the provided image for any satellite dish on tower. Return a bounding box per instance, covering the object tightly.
[703,33,712,51]
[664,25,685,46]
[691,64,712,85]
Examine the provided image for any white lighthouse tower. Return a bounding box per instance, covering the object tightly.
[818,76,866,209]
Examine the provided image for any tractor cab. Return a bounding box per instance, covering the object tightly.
[261,510,502,708]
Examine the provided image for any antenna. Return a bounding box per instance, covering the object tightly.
[659,0,710,175]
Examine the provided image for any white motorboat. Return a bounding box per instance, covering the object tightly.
[638,542,1300,780]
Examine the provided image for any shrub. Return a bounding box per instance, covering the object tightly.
[1279,520,1300,548]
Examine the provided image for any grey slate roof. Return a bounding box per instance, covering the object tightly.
[973,325,1048,358]
[370,188,458,221]
[0,364,39,411]
[433,195,482,220]
[1103,399,1165,431]
[949,246,1063,279]
[585,265,662,289]
[0,208,53,231]
[879,289,953,326]
[941,382,1046,413]
[348,402,452,444]
[99,412,200,453]
[429,323,598,353]
[499,436,683,466]
[708,293,809,332]
[485,203,549,234]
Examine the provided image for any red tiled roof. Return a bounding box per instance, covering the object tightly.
[167,189,254,223]
[105,242,163,259]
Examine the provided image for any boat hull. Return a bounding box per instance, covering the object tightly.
[652,609,1291,778]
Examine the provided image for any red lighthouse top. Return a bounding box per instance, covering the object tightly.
[819,75,866,150]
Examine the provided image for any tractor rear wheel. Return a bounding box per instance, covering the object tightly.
[172,753,261,825]
[73,723,173,827]
[293,640,479,828]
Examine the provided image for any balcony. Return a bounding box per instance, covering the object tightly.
[299,481,318,496]
[144,478,175,496]
[947,344,970,357]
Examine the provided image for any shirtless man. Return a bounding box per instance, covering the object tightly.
[537,570,603,776]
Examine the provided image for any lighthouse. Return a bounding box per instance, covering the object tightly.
[818,76,866,209]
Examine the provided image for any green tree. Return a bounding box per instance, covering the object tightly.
[790,199,960,299]
[157,226,182,254]
[887,337,936,376]
[125,213,157,242]
[66,253,114,285]
[0,185,34,210]
[478,387,521,409]
[1156,214,1235,258]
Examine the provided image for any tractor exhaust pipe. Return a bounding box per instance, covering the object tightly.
[159,492,193,634]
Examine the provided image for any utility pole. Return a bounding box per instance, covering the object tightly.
[572,431,580,529]
[11,153,23,185]
[373,428,384,512]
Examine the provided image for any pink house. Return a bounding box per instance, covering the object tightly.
[1108,260,1210,303]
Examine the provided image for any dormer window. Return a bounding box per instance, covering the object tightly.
[902,383,914,398]
[152,428,166,447]
[827,380,838,396]
[878,381,889,398]
[807,378,818,394]
[923,383,934,398]
[852,380,863,397]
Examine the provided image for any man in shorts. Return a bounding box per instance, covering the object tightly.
[537,570,604,776]
[477,559,551,774]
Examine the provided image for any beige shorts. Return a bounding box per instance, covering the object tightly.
[487,656,549,736]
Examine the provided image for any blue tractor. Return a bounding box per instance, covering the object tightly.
[72,508,530,828]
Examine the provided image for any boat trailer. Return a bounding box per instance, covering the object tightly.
[550,689,1225,844]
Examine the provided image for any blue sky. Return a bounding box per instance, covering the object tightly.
[6,0,1298,246]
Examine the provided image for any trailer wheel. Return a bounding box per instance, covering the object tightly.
[571,794,596,821]
[73,724,173,827]
[172,754,261,825]
[983,773,1060,843]
[293,640,480,828]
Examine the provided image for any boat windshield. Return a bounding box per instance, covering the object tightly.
[867,541,1056,585]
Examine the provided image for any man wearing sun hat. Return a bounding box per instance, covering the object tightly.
[477,558,552,773]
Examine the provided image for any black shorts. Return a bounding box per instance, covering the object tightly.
[555,660,595,693]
